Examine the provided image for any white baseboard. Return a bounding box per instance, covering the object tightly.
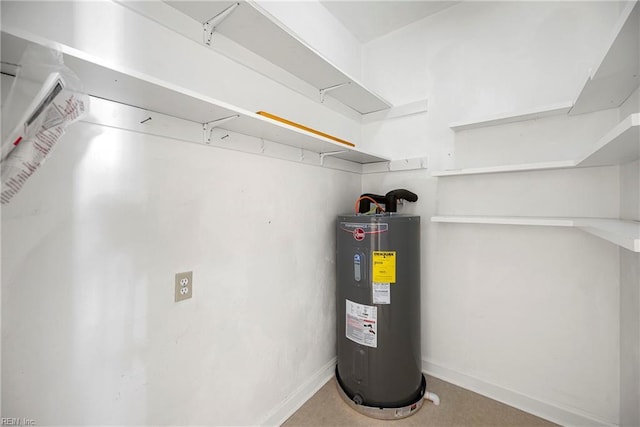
[259,357,617,426]
[260,357,336,427]
[422,359,617,427]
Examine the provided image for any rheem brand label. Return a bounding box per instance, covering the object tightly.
[340,222,388,241]
[353,228,365,241]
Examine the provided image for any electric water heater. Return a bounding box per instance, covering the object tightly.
[335,190,425,419]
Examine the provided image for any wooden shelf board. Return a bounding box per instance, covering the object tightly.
[449,102,573,132]
[165,0,391,114]
[0,30,388,164]
[570,2,639,115]
[431,215,640,252]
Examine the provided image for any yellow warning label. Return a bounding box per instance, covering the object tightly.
[372,251,396,283]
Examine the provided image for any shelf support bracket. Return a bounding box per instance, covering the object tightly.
[203,114,240,144]
[319,82,351,103]
[203,2,240,46]
[320,150,346,166]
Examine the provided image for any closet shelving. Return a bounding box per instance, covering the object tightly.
[0,29,388,165]
[431,216,640,253]
[164,0,391,115]
[433,113,639,176]
[431,113,640,252]
[431,1,640,252]
[570,1,639,115]
[448,101,574,132]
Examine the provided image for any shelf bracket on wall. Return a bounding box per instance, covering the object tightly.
[203,2,240,45]
[203,114,240,144]
[320,150,346,165]
[319,82,351,103]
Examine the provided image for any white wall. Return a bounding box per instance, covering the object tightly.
[1,118,360,425]
[360,1,626,425]
[619,86,640,427]
[2,1,636,425]
[0,1,364,424]
[620,245,640,427]
[363,165,622,426]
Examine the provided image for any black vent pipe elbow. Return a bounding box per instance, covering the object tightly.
[357,189,418,213]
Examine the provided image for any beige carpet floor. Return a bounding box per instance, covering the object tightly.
[282,376,557,426]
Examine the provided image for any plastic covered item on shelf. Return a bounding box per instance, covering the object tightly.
[1,42,89,204]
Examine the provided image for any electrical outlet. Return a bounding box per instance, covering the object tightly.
[175,271,193,302]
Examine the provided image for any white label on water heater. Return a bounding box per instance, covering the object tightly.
[346,299,377,348]
[372,282,391,304]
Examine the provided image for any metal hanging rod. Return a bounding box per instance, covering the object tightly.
[203,2,240,46]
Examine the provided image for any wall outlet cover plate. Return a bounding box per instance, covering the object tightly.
[175,271,193,302]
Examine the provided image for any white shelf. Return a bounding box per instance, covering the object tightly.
[164,0,391,115]
[575,219,640,253]
[0,30,387,165]
[431,215,640,252]
[449,102,574,132]
[570,1,639,115]
[432,113,639,176]
[362,99,428,124]
[579,113,640,167]
[446,3,638,130]
[431,160,579,177]
[431,216,577,227]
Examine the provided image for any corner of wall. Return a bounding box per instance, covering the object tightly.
[619,247,640,427]
[618,84,640,427]
[0,221,2,417]
[423,359,619,427]
[259,357,336,426]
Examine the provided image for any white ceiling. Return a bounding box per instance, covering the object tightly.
[320,1,461,43]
